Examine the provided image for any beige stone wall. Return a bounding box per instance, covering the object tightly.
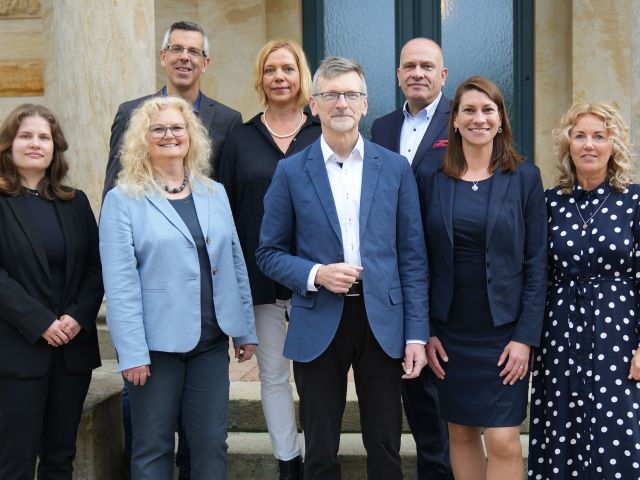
[535,0,640,188]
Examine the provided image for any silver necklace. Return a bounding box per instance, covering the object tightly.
[262,107,305,138]
[574,191,612,230]
[471,181,479,192]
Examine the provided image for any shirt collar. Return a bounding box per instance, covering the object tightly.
[320,134,364,166]
[160,86,202,114]
[402,91,442,121]
[572,179,612,201]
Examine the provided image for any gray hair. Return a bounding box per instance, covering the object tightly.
[311,56,367,95]
[161,21,210,58]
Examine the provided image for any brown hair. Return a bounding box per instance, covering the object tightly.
[443,76,522,178]
[554,102,633,193]
[253,39,312,111]
[0,104,74,200]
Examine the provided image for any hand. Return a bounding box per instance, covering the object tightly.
[497,341,530,385]
[41,319,71,346]
[315,263,363,294]
[402,343,427,379]
[122,365,151,386]
[628,348,640,381]
[426,336,448,380]
[235,344,256,363]
[59,314,82,340]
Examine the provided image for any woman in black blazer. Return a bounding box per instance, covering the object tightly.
[0,104,103,480]
[217,39,320,480]
[417,77,547,480]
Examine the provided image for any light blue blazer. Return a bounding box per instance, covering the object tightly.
[256,138,429,362]
[100,178,257,371]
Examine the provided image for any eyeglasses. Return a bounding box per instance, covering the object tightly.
[148,124,188,138]
[164,44,207,58]
[312,91,366,103]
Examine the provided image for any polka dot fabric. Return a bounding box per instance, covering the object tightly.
[528,182,640,479]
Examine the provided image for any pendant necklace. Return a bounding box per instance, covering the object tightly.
[471,181,479,192]
[574,191,611,230]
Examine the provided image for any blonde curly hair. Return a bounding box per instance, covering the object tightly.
[554,102,633,193]
[116,96,212,198]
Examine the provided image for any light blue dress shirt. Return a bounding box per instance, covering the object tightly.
[399,92,442,165]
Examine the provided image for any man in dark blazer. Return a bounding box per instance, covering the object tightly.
[102,21,241,198]
[371,38,454,480]
[256,56,429,480]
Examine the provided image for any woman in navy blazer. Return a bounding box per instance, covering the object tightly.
[417,77,547,480]
[100,96,257,480]
[0,104,103,479]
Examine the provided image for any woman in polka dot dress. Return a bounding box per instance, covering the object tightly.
[528,102,640,479]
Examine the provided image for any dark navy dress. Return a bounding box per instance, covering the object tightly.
[434,177,529,427]
[528,182,640,479]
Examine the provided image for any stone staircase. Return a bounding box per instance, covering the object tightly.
[76,309,529,479]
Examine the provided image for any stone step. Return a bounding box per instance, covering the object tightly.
[222,432,529,480]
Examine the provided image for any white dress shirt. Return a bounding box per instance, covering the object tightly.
[399,91,442,165]
[307,134,364,291]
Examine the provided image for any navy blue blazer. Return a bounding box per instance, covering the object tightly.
[370,96,451,174]
[416,162,547,347]
[256,138,429,362]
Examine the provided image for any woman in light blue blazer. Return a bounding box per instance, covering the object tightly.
[100,96,257,480]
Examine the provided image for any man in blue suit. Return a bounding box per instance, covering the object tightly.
[256,57,429,480]
[371,38,454,480]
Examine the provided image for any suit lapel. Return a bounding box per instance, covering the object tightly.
[7,195,51,279]
[359,142,382,239]
[411,98,451,173]
[198,94,215,131]
[437,173,455,244]
[54,199,75,287]
[305,142,343,244]
[485,169,511,244]
[145,190,195,244]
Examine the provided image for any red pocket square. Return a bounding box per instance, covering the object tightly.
[433,140,448,148]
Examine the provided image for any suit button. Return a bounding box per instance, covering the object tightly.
[337,255,344,262]
[212,267,218,275]
[486,262,490,268]
[486,247,490,253]
[487,277,492,284]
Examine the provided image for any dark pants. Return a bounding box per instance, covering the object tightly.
[293,295,404,480]
[402,369,454,479]
[127,342,229,480]
[0,349,92,480]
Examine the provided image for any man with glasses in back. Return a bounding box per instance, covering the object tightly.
[102,21,241,196]
[256,56,429,480]
[102,22,241,480]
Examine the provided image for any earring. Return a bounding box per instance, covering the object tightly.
[454,127,458,133]
[497,126,503,133]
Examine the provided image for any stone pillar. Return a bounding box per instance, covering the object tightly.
[199,0,267,119]
[42,0,156,213]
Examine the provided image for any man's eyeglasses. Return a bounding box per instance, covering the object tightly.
[312,91,366,103]
[164,44,207,59]
[148,124,188,139]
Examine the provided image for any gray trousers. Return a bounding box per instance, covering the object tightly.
[128,341,229,480]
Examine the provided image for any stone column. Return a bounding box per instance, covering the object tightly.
[42,0,156,213]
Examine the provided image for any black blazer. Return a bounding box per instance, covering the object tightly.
[218,113,322,305]
[370,96,451,174]
[102,89,242,197]
[0,190,103,378]
[416,163,548,347]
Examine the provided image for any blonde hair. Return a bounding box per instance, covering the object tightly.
[555,102,633,193]
[253,39,312,110]
[116,96,212,198]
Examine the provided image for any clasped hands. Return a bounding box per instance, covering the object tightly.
[41,314,82,347]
